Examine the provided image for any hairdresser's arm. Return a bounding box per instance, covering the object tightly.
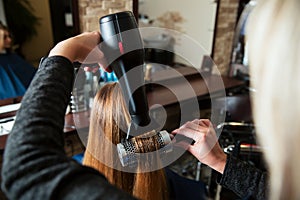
[172,119,268,199]
[1,32,134,200]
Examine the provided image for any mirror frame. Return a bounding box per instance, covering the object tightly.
[132,0,138,21]
[211,0,220,59]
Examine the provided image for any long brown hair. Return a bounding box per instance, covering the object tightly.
[83,82,168,200]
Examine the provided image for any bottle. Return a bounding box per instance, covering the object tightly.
[92,75,99,95]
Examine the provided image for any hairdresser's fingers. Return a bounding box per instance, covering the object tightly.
[69,31,102,62]
[172,121,208,142]
[198,119,211,127]
[169,134,174,140]
[74,32,105,63]
[78,31,111,72]
[190,119,212,129]
[172,140,191,150]
[172,127,205,142]
[172,119,226,173]
[172,136,217,164]
[49,31,104,64]
[187,119,212,132]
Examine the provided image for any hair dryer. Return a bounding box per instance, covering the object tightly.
[99,11,151,135]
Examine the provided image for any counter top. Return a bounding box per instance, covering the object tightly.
[0,70,245,150]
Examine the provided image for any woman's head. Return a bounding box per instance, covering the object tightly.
[83,82,168,200]
[247,0,300,199]
[0,22,13,52]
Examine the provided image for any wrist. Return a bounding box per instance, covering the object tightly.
[207,152,227,174]
[48,41,76,63]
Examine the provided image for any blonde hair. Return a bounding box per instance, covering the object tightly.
[247,0,300,199]
[83,82,168,200]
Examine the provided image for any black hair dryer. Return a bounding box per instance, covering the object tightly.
[99,11,151,134]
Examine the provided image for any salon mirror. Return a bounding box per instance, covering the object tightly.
[134,0,218,67]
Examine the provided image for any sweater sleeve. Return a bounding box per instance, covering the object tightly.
[1,56,135,200]
[218,155,268,200]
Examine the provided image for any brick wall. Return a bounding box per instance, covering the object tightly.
[212,0,239,75]
[78,0,133,32]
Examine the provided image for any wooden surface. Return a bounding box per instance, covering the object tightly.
[147,74,242,107]
[0,96,22,119]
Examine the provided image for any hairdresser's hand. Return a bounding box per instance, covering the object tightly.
[172,119,227,173]
[48,31,111,72]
